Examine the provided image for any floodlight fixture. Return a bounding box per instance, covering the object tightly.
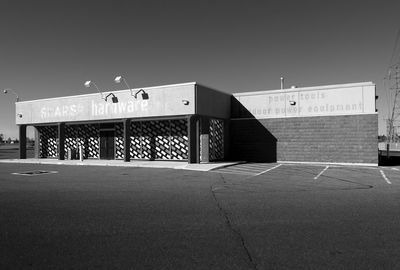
[114,75,149,99]
[134,89,149,100]
[114,75,134,97]
[3,88,20,102]
[84,80,105,100]
[114,76,123,84]
[105,93,118,103]
[84,80,91,88]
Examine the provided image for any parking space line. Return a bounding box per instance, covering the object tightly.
[215,169,257,176]
[392,168,399,171]
[380,170,392,184]
[314,166,329,180]
[255,164,282,176]
[227,166,267,172]
[238,164,276,169]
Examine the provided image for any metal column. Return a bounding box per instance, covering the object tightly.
[200,117,210,163]
[34,126,40,159]
[58,123,65,160]
[123,119,131,162]
[19,125,27,159]
[188,115,200,163]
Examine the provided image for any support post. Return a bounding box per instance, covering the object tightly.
[19,125,27,159]
[34,126,40,159]
[200,117,210,163]
[123,119,131,162]
[188,115,200,163]
[387,143,390,158]
[223,119,230,160]
[58,123,65,160]
[79,145,83,161]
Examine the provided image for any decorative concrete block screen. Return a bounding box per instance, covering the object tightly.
[65,124,100,159]
[170,119,188,160]
[115,119,188,160]
[130,122,142,159]
[115,124,124,159]
[209,119,224,160]
[142,121,169,159]
[37,126,58,158]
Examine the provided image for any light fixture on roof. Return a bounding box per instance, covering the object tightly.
[134,89,149,100]
[3,88,20,102]
[84,80,106,100]
[114,75,149,100]
[114,76,124,84]
[114,75,133,97]
[105,93,118,103]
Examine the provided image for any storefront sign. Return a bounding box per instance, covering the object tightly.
[38,100,149,120]
[234,82,376,119]
[16,83,195,125]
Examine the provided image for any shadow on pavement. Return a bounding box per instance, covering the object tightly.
[379,155,400,166]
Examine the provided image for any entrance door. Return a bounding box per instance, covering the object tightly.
[100,130,115,160]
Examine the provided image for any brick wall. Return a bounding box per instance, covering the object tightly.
[230,114,378,164]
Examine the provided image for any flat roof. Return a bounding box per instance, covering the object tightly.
[17,82,198,104]
[233,82,375,96]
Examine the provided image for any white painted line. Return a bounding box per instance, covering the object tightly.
[237,164,276,169]
[215,169,256,176]
[278,160,378,167]
[226,166,265,172]
[255,164,282,176]
[314,166,329,180]
[380,170,392,184]
[392,168,399,171]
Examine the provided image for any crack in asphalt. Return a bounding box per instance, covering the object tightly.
[210,174,258,270]
[209,164,375,270]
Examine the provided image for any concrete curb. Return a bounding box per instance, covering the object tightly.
[0,159,243,172]
[278,161,378,167]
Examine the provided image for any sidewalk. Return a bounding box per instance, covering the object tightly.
[0,158,242,172]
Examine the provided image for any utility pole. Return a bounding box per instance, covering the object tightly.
[386,62,400,156]
[384,29,400,158]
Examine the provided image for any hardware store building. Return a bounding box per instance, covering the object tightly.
[15,81,378,165]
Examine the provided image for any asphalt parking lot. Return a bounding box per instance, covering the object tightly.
[1,160,400,269]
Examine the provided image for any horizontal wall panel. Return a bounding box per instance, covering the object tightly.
[16,83,196,125]
[232,82,376,119]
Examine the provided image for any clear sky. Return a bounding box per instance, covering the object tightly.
[1,0,399,138]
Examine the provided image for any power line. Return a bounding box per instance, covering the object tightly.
[388,29,400,68]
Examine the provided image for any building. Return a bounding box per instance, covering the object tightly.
[15,81,378,165]
[230,82,378,165]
